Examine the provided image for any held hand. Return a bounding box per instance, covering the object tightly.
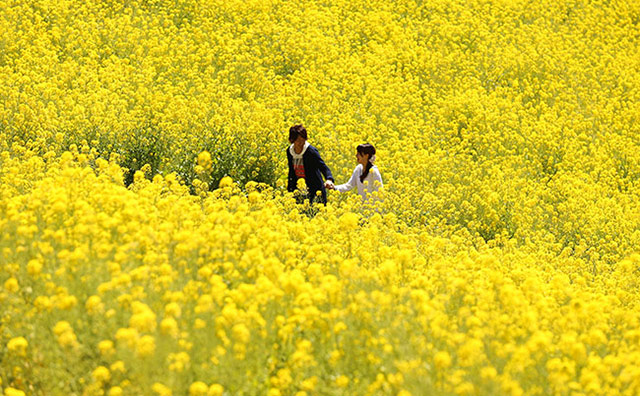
[325,180,335,190]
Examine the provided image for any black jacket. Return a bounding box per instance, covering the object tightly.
[287,144,334,204]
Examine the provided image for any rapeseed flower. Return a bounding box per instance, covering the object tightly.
[7,337,28,357]
[4,278,19,293]
[108,387,123,396]
[208,384,224,396]
[434,351,452,370]
[26,259,43,277]
[189,382,209,396]
[53,321,78,348]
[335,375,350,387]
[91,366,111,384]
[3,388,26,396]
[136,335,156,358]
[152,383,172,396]
[98,340,115,357]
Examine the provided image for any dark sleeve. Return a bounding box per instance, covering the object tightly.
[311,147,333,182]
[286,149,296,192]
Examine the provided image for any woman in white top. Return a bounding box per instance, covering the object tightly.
[327,143,383,202]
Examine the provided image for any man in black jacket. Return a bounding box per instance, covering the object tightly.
[286,124,334,205]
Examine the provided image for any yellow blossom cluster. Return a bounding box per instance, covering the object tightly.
[1,0,640,395]
[0,0,638,262]
[0,146,639,395]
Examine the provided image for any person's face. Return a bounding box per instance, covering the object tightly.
[356,151,369,166]
[292,135,306,153]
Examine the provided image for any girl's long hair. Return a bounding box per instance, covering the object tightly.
[357,143,376,183]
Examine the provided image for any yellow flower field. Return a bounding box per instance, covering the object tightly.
[1,0,640,395]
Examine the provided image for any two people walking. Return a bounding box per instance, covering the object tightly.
[286,124,383,205]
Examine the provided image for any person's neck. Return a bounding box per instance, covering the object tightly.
[294,142,306,154]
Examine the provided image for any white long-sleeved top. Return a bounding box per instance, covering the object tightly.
[335,164,383,201]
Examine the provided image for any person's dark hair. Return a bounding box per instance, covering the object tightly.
[357,143,376,183]
[289,124,308,143]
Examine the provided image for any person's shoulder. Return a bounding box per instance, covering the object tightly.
[355,164,363,172]
[286,147,296,159]
[305,144,320,156]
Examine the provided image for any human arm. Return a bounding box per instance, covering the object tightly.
[311,147,333,182]
[334,166,359,192]
[286,149,296,192]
